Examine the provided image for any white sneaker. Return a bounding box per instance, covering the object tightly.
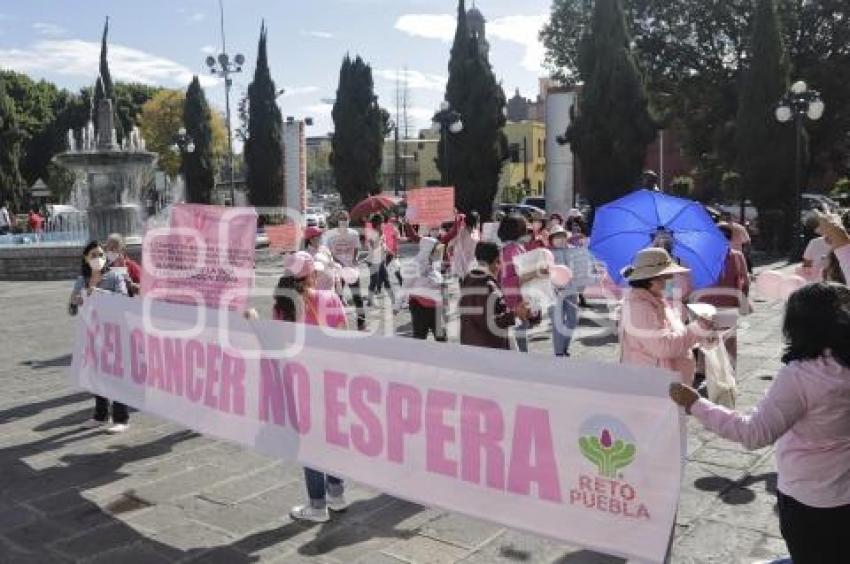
[106,423,129,434]
[327,494,349,513]
[289,504,330,523]
[81,418,109,429]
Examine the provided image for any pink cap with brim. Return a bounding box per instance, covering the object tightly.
[282,251,316,279]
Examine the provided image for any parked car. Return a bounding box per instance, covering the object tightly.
[521,196,546,211]
[305,207,327,228]
[497,203,546,220]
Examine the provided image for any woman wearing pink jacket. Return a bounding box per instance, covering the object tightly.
[670,282,850,563]
[619,247,708,385]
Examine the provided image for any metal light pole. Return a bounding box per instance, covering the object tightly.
[206,0,244,206]
[775,80,825,262]
[432,101,463,186]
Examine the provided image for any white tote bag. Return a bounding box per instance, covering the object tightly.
[702,338,737,408]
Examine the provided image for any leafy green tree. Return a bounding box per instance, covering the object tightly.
[439,0,508,218]
[330,54,385,209]
[0,78,25,211]
[244,22,285,207]
[182,77,216,204]
[564,0,657,208]
[541,0,850,192]
[735,0,795,248]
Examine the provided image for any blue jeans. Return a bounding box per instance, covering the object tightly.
[550,294,579,356]
[304,468,344,509]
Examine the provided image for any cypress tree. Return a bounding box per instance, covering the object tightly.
[245,22,284,207]
[735,0,795,249]
[330,54,385,210]
[182,77,215,204]
[564,0,657,208]
[0,78,25,211]
[440,0,508,218]
[92,17,123,142]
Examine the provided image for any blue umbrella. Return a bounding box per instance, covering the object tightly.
[590,190,729,290]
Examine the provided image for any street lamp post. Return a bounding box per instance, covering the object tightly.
[432,101,463,186]
[206,0,244,206]
[775,80,825,261]
[169,127,195,206]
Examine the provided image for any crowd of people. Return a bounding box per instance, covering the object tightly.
[64,200,850,563]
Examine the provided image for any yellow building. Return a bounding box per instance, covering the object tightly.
[498,120,547,202]
[408,121,546,198]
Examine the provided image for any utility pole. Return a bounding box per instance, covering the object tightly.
[400,67,410,192]
[394,71,401,196]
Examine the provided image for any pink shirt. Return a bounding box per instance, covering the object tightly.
[273,290,347,329]
[382,223,399,255]
[619,288,700,384]
[500,242,525,309]
[692,357,850,508]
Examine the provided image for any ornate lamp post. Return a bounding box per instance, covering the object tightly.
[775,80,825,261]
[432,101,463,186]
[205,0,244,206]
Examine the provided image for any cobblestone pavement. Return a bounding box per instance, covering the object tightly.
[0,260,790,563]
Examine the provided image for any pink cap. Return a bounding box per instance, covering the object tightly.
[304,226,324,241]
[282,251,316,279]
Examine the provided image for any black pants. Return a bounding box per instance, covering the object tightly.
[410,300,446,342]
[778,490,850,563]
[94,395,128,424]
[368,261,394,301]
[387,254,402,285]
[340,279,366,330]
[303,468,344,508]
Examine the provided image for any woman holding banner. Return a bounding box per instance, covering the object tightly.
[670,282,850,564]
[68,241,131,434]
[262,251,351,523]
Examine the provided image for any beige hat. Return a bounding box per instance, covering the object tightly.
[621,247,689,282]
[548,225,568,243]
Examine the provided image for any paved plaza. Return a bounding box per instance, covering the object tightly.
[0,260,790,563]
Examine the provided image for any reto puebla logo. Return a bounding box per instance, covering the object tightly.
[570,416,649,520]
[579,427,636,479]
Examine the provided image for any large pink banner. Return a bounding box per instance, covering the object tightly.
[70,293,684,563]
[141,204,257,311]
[406,187,455,227]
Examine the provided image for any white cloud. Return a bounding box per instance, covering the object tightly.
[488,15,548,73]
[374,69,445,92]
[0,40,219,88]
[394,12,547,73]
[189,12,205,23]
[280,86,320,97]
[302,30,334,39]
[200,45,217,55]
[394,14,455,42]
[33,22,66,36]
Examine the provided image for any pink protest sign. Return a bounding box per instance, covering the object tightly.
[72,292,683,564]
[406,187,455,227]
[266,223,301,252]
[141,204,257,310]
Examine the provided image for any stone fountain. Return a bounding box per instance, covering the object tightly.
[53,98,158,245]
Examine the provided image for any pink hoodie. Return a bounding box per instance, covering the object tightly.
[619,287,700,384]
[692,357,850,508]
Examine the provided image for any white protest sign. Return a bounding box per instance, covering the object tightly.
[70,293,684,563]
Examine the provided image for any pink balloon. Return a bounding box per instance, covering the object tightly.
[780,274,808,299]
[755,270,784,300]
[550,265,573,288]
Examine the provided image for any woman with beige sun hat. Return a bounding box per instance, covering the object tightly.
[618,247,714,385]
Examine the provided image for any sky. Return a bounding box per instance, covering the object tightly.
[0,0,553,144]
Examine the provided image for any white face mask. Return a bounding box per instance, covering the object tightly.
[519,235,532,244]
[105,251,120,263]
[552,238,567,249]
[88,257,106,272]
[663,279,677,299]
[338,221,349,230]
